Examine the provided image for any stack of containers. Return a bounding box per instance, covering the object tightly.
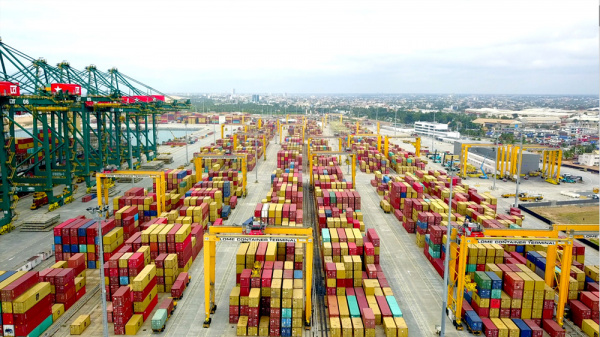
[155,254,179,293]
[53,216,118,269]
[114,187,160,224]
[112,286,132,335]
[386,143,425,173]
[132,264,158,323]
[367,145,599,334]
[1,275,52,337]
[267,168,303,208]
[277,151,303,170]
[114,205,140,240]
[229,136,306,337]
[310,149,408,337]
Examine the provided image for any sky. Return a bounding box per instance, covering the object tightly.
[0,0,598,95]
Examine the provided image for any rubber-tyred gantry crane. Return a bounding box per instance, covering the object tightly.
[203,226,314,329]
[383,134,421,158]
[194,154,247,197]
[95,170,166,217]
[308,151,356,188]
[446,224,599,329]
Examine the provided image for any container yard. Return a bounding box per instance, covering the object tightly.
[0,62,598,337]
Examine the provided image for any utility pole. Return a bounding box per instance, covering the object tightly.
[87,205,110,337]
[432,112,436,155]
[440,158,454,337]
[394,109,397,136]
[255,138,259,183]
[184,120,189,166]
[514,133,524,207]
[492,135,498,190]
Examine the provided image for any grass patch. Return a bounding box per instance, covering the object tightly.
[530,205,599,225]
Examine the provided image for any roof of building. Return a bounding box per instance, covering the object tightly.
[472,118,521,125]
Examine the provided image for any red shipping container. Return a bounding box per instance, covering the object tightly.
[140,295,158,321]
[542,319,565,337]
[12,295,52,326]
[112,286,132,307]
[522,319,543,337]
[580,291,599,311]
[133,277,157,302]
[481,317,498,337]
[55,268,75,286]
[361,307,375,329]
[0,271,39,302]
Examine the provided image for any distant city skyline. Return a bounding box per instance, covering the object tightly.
[0,0,597,95]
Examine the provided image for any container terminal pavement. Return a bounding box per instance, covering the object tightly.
[0,118,597,337]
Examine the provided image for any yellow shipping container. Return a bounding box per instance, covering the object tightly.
[338,295,350,318]
[158,224,174,242]
[582,319,599,337]
[125,314,143,335]
[70,314,91,335]
[75,277,86,292]
[119,253,133,268]
[132,264,157,292]
[330,317,341,337]
[249,288,261,307]
[12,282,51,314]
[52,303,65,320]
[133,286,157,312]
[51,261,68,269]
[102,227,123,244]
[491,318,508,337]
[237,316,248,336]
[383,317,396,337]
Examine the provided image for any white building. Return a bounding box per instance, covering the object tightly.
[578,152,600,167]
[414,121,460,139]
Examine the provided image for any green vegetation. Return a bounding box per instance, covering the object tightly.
[191,99,480,135]
[532,205,600,225]
[562,144,598,160]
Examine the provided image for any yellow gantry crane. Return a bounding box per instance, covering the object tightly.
[308,151,356,188]
[307,136,344,163]
[325,113,344,124]
[347,133,382,153]
[221,124,248,139]
[96,170,166,217]
[496,145,562,183]
[193,154,247,197]
[279,122,306,144]
[446,224,599,329]
[233,133,267,161]
[383,135,421,158]
[353,121,380,135]
[459,143,496,178]
[203,226,314,328]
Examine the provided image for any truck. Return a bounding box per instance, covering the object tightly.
[170,272,191,300]
[151,309,168,332]
[519,194,543,202]
[30,192,49,210]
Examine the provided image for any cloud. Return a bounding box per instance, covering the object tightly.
[0,0,597,94]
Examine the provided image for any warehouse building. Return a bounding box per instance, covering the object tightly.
[414,121,460,139]
[453,140,541,175]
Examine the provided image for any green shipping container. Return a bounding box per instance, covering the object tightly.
[491,289,502,299]
[467,264,476,273]
[27,315,53,337]
[151,309,168,331]
[386,296,402,317]
[474,271,492,289]
[322,229,331,243]
[347,296,360,318]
